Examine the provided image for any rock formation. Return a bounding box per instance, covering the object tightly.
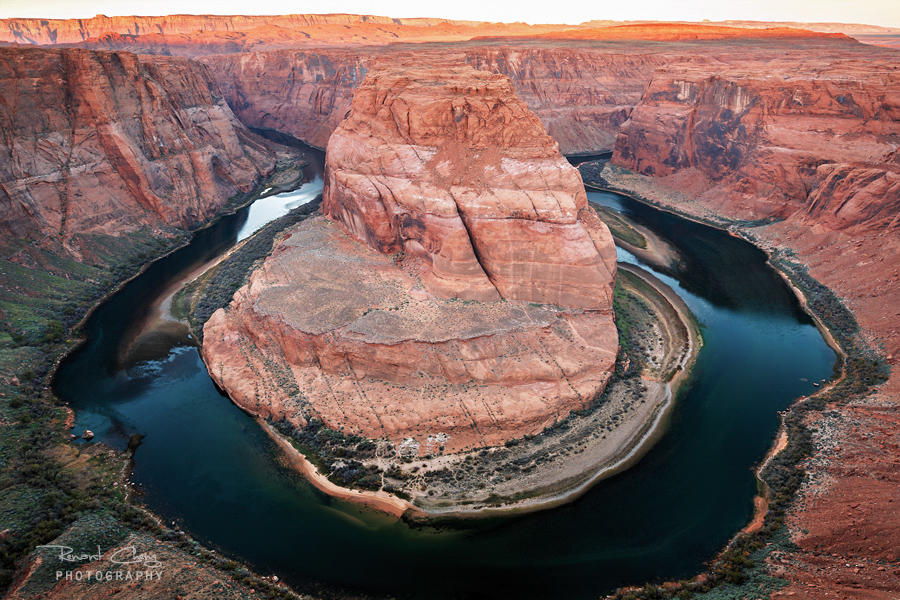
[322,64,617,308]
[202,63,618,453]
[0,47,278,261]
[613,61,899,224]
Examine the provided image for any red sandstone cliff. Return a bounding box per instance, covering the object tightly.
[613,60,899,223]
[323,63,617,308]
[202,63,617,454]
[0,47,279,261]
[196,36,867,157]
[0,14,564,47]
[198,46,665,154]
[199,49,368,149]
[604,47,899,600]
[610,54,900,360]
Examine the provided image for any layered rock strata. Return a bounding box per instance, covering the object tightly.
[322,64,617,308]
[611,57,900,357]
[202,64,618,454]
[0,47,279,260]
[598,48,899,600]
[198,47,664,154]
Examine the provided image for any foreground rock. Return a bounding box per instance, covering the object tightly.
[203,64,617,459]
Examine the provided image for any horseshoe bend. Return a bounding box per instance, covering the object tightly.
[0,11,898,600]
[200,63,640,510]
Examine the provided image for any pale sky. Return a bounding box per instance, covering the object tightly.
[2,0,898,28]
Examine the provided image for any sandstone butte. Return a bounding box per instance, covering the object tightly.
[201,63,618,454]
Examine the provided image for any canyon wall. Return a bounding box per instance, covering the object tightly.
[0,14,565,48]
[202,63,618,454]
[603,47,899,600]
[199,49,368,149]
[0,47,278,261]
[199,46,666,153]
[610,51,900,360]
[613,59,899,223]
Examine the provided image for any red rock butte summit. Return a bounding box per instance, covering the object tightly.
[202,63,619,454]
[323,63,617,309]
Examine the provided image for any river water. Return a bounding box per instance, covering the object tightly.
[54,159,836,598]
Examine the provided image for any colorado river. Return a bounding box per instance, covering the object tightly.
[54,151,836,599]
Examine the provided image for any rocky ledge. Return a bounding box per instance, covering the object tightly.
[202,64,618,466]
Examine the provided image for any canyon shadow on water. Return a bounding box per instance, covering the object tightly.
[55,157,836,599]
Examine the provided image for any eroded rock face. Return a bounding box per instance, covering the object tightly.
[613,60,899,223]
[202,64,618,453]
[199,47,663,154]
[202,218,617,453]
[0,47,277,260]
[600,47,899,600]
[608,52,900,358]
[323,64,617,309]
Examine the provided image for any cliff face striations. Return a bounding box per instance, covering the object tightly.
[202,64,618,454]
[610,54,900,359]
[322,64,617,307]
[198,47,664,154]
[613,60,899,223]
[0,47,278,261]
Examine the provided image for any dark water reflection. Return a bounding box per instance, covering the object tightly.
[55,181,836,599]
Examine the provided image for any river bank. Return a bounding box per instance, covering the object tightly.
[578,161,893,600]
[241,256,702,518]
[3,155,316,599]
[39,157,842,600]
[580,162,851,502]
[588,185,681,273]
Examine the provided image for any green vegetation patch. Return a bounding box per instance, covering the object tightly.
[593,204,648,248]
[12,512,132,598]
[272,417,386,491]
[175,198,321,339]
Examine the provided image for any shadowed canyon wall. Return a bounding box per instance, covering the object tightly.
[0,47,279,262]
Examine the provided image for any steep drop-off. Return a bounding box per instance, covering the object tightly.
[322,63,617,307]
[202,63,618,455]
[603,48,899,600]
[611,54,899,354]
[199,46,666,154]
[0,47,279,261]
